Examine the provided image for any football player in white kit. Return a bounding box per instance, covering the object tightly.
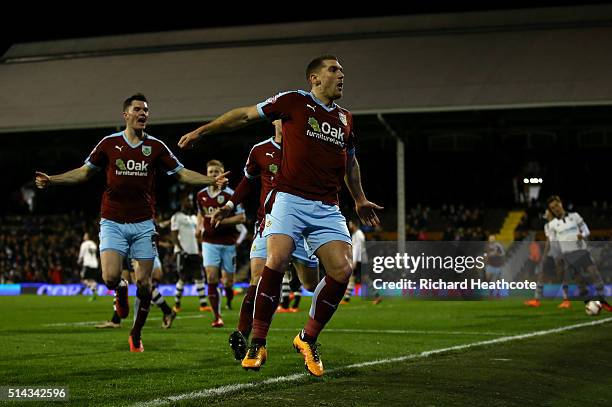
[78,232,100,301]
[543,195,611,311]
[525,210,578,308]
[171,195,209,313]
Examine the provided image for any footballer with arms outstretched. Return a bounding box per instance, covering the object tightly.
[36,93,228,351]
[179,55,382,376]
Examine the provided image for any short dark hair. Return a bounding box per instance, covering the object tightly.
[547,195,561,206]
[123,93,148,112]
[306,55,338,84]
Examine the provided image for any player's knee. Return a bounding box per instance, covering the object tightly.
[338,267,352,284]
[326,263,352,284]
[326,268,351,285]
[266,253,291,272]
[249,263,264,283]
[324,252,352,280]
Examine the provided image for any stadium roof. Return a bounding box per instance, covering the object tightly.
[1,5,612,133]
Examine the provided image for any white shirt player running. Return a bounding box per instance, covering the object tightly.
[170,211,199,255]
[78,240,99,268]
[546,212,590,254]
[352,229,368,265]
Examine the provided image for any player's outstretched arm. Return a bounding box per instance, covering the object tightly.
[344,155,383,227]
[178,105,262,149]
[176,168,229,188]
[35,165,96,189]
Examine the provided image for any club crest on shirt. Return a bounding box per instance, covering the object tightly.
[142,145,152,156]
[339,112,347,126]
[217,195,225,204]
[269,164,278,174]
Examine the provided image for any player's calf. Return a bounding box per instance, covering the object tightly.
[251,266,284,342]
[174,279,185,312]
[237,285,257,338]
[130,285,152,350]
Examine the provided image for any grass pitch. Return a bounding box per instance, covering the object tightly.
[0,295,610,406]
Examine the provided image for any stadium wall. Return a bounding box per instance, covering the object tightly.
[1,6,612,132]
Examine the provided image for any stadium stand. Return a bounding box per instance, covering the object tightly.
[0,214,96,283]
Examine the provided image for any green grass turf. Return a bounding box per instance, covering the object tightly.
[0,296,610,406]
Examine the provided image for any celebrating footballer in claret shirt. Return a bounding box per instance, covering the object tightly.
[211,120,320,362]
[35,93,228,352]
[179,55,383,376]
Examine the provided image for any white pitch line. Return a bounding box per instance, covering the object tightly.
[42,320,507,336]
[292,328,508,336]
[43,321,103,327]
[42,314,206,327]
[40,302,389,327]
[131,316,612,407]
